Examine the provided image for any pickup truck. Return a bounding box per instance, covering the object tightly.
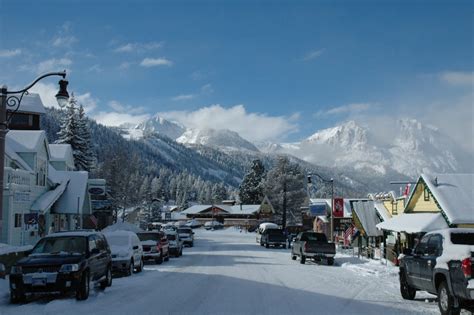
[399,228,474,315]
[291,232,336,265]
[260,228,287,249]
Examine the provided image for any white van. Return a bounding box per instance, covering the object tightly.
[256,222,279,244]
[104,230,143,276]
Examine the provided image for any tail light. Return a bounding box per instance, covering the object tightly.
[461,258,472,278]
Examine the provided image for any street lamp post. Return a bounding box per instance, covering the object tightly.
[0,71,69,217]
[307,173,335,242]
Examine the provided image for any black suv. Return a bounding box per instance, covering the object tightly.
[9,231,113,303]
[399,228,474,315]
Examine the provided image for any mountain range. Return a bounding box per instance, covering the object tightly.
[120,115,472,181]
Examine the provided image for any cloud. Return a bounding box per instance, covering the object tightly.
[303,48,325,61]
[439,71,473,86]
[22,58,72,75]
[118,62,132,70]
[159,104,298,142]
[87,64,103,73]
[92,100,149,127]
[114,42,162,53]
[316,103,373,117]
[29,82,97,113]
[0,49,21,58]
[52,35,78,48]
[172,94,196,101]
[140,57,173,67]
[200,83,214,94]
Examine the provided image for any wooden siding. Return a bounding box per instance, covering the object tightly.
[406,182,440,213]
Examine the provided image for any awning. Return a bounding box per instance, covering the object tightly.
[31,180,69,212]
[376,213,448,234]
[352,201,383,237]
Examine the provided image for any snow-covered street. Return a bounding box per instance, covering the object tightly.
[0,229,441,315]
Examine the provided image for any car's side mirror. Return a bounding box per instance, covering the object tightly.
[292,238,297,242]
[133,245,139,250]
[0,263,6,279]
[90,248,100,255]
[403,248,413,256]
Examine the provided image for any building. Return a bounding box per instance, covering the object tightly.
[1,93,108,246]
[181,198,274,228]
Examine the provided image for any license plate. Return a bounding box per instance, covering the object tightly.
[32,276,46,286]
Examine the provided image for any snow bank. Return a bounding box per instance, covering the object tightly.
[101,222,143,233]
[0,243,33,256]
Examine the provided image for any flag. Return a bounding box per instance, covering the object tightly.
[403,183,411,196]
[343,224,355,246]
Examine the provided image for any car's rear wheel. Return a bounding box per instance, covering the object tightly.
[300,254,306,264]
[179,248,183,256]
[155,251,163,264]
[127,259,134,276]
[76,271,90,301]
[136,258,143,273]
[100,265,112,289]
[164,252,170,262]
[10,289,25,304]
[437,280,460,315]
[291,253,297,260]
[327,258,334,266]
[400,270,416,300]
[265,243,269,248]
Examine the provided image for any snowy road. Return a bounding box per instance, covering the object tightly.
[0,229,441,315]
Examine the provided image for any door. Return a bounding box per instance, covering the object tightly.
[410,235,430,288]
[94,235,108,278]
[88,236,100,280]
[418,234,442,292]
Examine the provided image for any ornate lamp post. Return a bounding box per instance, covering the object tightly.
[0,71,69,216]
[307,173,335,242]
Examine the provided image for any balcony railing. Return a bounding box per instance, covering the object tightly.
[4,167,34,187]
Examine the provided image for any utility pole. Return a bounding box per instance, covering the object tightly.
[282,180,287,230]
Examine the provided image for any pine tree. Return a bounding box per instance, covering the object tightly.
[76,103,96,171]
[55,93,86,170]
[264,156,307,228]
[239,159,265,204]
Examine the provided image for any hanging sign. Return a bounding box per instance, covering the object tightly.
[333,198,344,218]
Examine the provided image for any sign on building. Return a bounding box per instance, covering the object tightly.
[333,198,344,218]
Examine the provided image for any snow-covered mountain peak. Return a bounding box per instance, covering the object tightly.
[306,120,368,149]
[177,128,259,152]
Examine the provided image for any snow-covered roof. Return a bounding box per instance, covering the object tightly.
[421,173,474,225]
[102,222,143,233]
[182,204,261,215]
[6,130,48,154]
[31,179,69,212]
[374,201,392,222]
[376,213,448,233]
[48,144,74,162]
[48,164,62,184]
[14,93,46,114]
[351,201,383,237]
[5,145,33,171]
[53,171,89,214]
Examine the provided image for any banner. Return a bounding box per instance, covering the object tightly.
[333,198,344,218]
[309,203,327,216]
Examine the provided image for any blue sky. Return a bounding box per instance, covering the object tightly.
[0,0,472,148]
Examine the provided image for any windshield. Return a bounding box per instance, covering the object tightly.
[31,237,87,255]
[106,235,129,246]
[266,229,283,235]
[301,233,327,242]
[451,233,474,245]
[137,233,160,241]
[166,234,176,241]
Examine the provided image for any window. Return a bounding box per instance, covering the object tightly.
[424,187,430,201]
[427,235,442,256]
[88,236,97,252]
[392,202,398,215]
[36,159,47,186]
[415,235,429,255]
[14,214,22,228]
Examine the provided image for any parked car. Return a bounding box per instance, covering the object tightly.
[256,222,278,244]
[104,231,143,276]
[260,228,287,248]
[399,228,474,315]
[162,224,177,232]
[204,221,224,230]
[178,227,195,247]
[291,232,336,265]
[165,231,183,257]
[136,231,170,264]
[148,222,164,231]
[185,219,202,229]
[9,231,112,303]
